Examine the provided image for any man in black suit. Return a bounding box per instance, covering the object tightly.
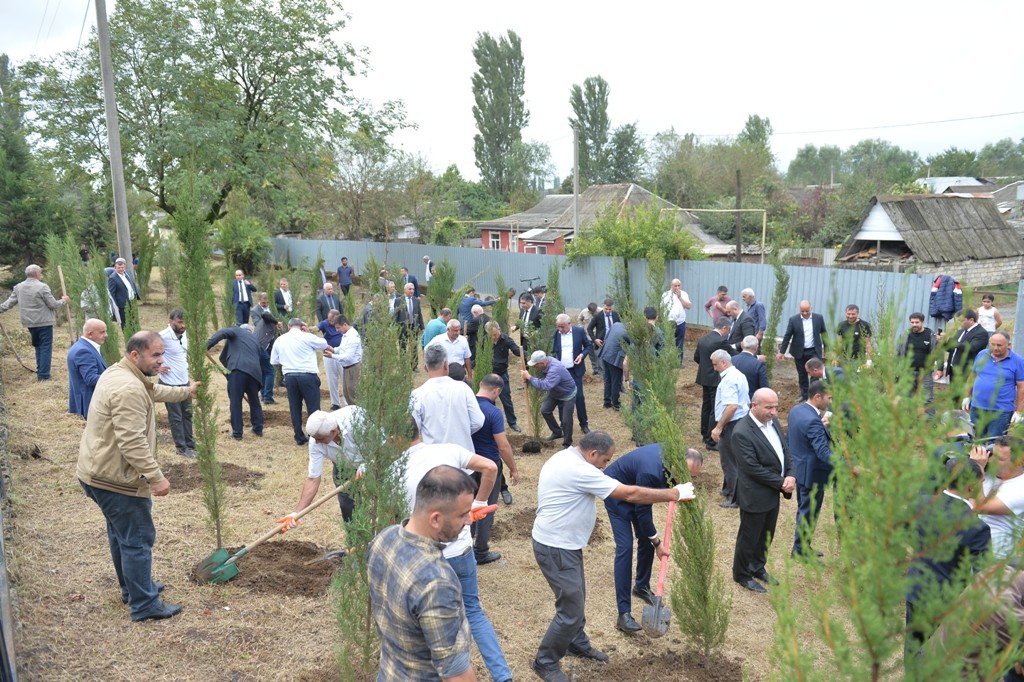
[274,278,293,317]
[315,283,341,323]
[230,269,257,325]
[394,282,424,370]
[732,336,769,399]
[399,266,420,298]
[551,313,594,434]
[206,324,264,441]
[725,300,756,351]
[513,293,542,350]
[731,388,795,593]
[586,298,621,369]
[934,309,988,384]
[693,317,736,449]
[777,300,827,401]
[106,258,139,329]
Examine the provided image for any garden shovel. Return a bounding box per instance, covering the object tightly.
[195,480,352,584]
[641,499,675,637]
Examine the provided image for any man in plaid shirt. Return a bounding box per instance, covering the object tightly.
[368,465,479,681]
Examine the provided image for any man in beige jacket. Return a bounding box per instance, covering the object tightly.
[77,331,197,622]
[0,264,70,381]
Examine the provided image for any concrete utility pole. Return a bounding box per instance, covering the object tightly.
[94,0,134,269]
[734,170,742,263]
[572,125,580,239]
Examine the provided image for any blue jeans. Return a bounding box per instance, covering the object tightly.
[29,325,53,380]
[971,407,1013,440]
[79,480,160,619]
[447,551,511,682]
[258,347,275,402]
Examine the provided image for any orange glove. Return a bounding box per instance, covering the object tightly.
[469,504,498,522]
[277,513,301,531]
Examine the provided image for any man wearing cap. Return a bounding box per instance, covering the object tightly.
[522,350,577,448]
[271,319,329,445]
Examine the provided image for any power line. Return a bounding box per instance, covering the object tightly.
[46,0,64,42]
[75,0,92,49]
[34,0,53,48]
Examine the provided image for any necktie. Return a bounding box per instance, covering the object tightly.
[523,310,529,324]
[407,297,413,319]
[606,314,611,333]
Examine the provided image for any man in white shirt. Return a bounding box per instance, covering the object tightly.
[972,436,1024,561]
[427,319,473,382]
[530,431,694,681]
[423,254,434,283]
[399,433,511,682]
[661,278,692,365]
[157,309,196,458]
[270,318,329,445]
[275,278,293,317]
[324,315,362,407]
[410,345,485,453]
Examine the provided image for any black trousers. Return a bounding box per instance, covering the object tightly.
[496,370,518,427]
[794,349,821,400]
[284,372,320,443]
[733,503,780,583]
[227,371,263,437]
[700,385,717,443]
[571,371,589,427]
[471,461,503,558]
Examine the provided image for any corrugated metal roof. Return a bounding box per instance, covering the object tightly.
[477,195,574,231]
[838,194,1024,262]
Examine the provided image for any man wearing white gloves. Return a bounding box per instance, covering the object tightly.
[530,431,695,682]
[961,331,1024,439]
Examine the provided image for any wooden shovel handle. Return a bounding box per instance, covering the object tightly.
[57,266,77,342]
[236,480,354,558]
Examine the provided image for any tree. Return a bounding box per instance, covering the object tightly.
[737,114,774,167]
[786,144,843,187]
[213,189,272,275]
[840,139,920,187]
[606,123,646,183]
[926,146,981,177]
[22,0,361,232]
[568,75,610,187]
[977,138,1024,176]
[566,202,705,263]
[471,30,529,200]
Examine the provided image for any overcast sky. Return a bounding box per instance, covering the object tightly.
[5,0,1024,184]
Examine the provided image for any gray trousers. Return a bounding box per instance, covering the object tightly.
[533,540,592,669]
[342,362,360,407]
[162,383,195,452]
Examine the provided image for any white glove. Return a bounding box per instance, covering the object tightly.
[1013,412,1022,425]
[674,482,695,501]
[962,397,971,412]
[865,359,873,368]
[471,499,487,510]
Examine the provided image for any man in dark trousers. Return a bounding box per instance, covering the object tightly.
[586,298,621,378]
[935,308,988,384]
[600,319,630,411]
[230,269,257,325]
[777,299,827,401]
[399,266,419,298]
[206,324,265,441]
[551,313,593,434]
[789,380,833,559]
[732,335,769,399]
[514,293,542,350]
[603,443,703,633]
[693,317,736,449]
[336,257,354,296]
[731,388,795,593]
[725,300,755,351]
[106,258,138,329]
[315,282,341,323]
[394,282,424,370]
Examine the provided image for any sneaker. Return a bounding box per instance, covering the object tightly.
[501,490,513,505]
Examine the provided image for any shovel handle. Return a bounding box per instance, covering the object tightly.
[654,499,676,598]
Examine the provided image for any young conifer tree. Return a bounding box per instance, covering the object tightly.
[332,295,413,675]
[172,176,227,549]
[493,273,511,331]
[763,257,789,380]
[427,259,456,317]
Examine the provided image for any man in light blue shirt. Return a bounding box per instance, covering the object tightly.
[710,349,750,508]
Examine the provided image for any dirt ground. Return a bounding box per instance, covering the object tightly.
[0,270,823,681]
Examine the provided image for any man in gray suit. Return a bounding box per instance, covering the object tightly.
[316,283,341,323]
[731,388,795,593]
[206,325,265,441]
[600,320,629,410]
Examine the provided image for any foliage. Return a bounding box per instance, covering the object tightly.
[569,75,610,188]
[213,189,272,276]
[171,173,225,548]
[763,258,789,380]
[333,296,412,675]
[431,217,474,246]
[565,202,705,264]
[44,232,91,333]
[977,138,1024,177]
[221,266,237,330]
[472,325,494,394]
[22,0,361,232]
[471,30,529,200]
[925,146,981,177]
[492,272,511,332]
[425,259,455,318]
[360,253,383,296]
[785,144,843,187]
[605,123,647,184]
[155,235,181,313]
[408,165,505,238]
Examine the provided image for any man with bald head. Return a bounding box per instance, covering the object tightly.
[661,278,692,364]
[731,388,795,593]
[68,319,108,418]
[78,330,199,621]
[231,269,257,325]
[778,300,827,402]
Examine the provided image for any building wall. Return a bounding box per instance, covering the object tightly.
[922,256,1023,287]
[521,239,565,256]
[481,229,513,252]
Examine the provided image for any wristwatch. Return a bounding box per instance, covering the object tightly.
[650,537,661,548]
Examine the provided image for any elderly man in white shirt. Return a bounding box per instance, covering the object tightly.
[410,344,484,453]
[270,318,329,445]
[709,349,750,508]
[530,430,694,680]
[661,278,692,365]
[324,315,362,407]
[426,318,474,383]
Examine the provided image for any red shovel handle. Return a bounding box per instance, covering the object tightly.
[654,499,676,598]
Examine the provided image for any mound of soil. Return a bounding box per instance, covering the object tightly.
[506,433,559,457]
[599,649,744,681]
[191,541,337,598]
[162,461,265,493]
[491,506,607,543]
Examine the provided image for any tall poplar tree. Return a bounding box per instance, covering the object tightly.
[568,75,610,186]
[471,30,528,200]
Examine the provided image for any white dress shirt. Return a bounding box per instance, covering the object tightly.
[270,328,328,374]
[158,326,189,385]
[333,327,363,367]
[662,289,690,325]
[409,377,485,452]
[751,414,785,473]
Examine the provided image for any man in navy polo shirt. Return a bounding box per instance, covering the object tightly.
[471,374,520,565]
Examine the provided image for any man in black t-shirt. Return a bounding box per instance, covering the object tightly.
[899,312,938,403]
[835,304,872,366]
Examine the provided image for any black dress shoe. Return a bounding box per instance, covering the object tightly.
[631,585,656,606]
[566,644,609,663]
[132,601,183,622]
[501,489,513,505]
[581,425,591,434]
[122,581,165,604]
[544,432,563,442]
[231,434,243,441]
[509,423,522,433]
[753,570,779,586]
[476,551,501,565]
[719,501,739,508]
[705,441,719,451]
[616,612,642,633]
[531,659,569,682]
[264,398,277,405]
[736,578,767,593]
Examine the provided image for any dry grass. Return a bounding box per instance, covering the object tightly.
[0,270,835,681]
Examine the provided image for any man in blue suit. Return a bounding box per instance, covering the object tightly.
[789,380,833,558]
[106,258,139,329]
[67,319,108,418]
[206,324,264,440]
[604,443,703,633]
[398,266,419,298]
[600,320,630,410]
[231,269,257,325]
[551,313,594,435]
